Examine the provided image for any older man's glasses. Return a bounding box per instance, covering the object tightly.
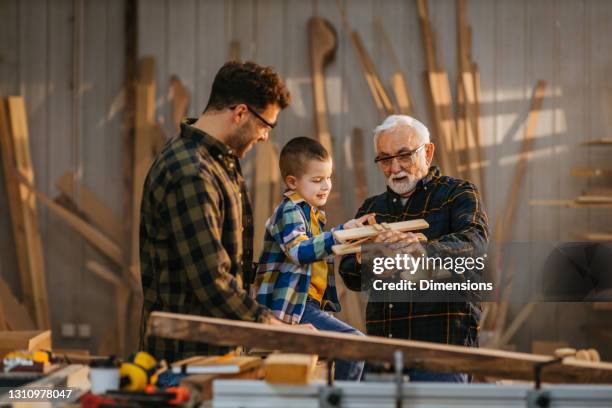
[374,144,426,167]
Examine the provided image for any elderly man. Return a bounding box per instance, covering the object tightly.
[339,115,489,382]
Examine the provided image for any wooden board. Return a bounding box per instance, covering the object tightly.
[571,167,612,178]
[456,0,485,192]
[572,232,612,241]
[332,232,427,255]
[308,16,336,155]
[169,75,190,134]
[4,96,50,329]
[0,330,51,355]
[146,311,612,383]
[264,353,317,385]
[374,17,413,115]
[18,176,123,265]
[0,99,32,324]
[336,1,393,118]
[581,138,612,146]
[56,171,123,245]
[0,278,35,331]
[333,219,429,243]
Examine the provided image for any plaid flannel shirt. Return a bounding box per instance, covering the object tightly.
[255,192,342,324]
[139,119,271,362]
[339,166,489,346]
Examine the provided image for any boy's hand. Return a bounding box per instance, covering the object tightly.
[343,213,376,229]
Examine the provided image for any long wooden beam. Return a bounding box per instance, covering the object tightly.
[18,174,123,265]
[0,99,32,322]
[4,96,50,329]
[56,171,123,245]
[146,311,612,383]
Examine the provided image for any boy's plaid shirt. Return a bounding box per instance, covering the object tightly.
[339,166,489,347]
[139,120,271,362]
[255,192,342,324]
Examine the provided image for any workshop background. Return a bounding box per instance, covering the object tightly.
[0,0,611,359]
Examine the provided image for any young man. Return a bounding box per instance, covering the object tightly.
[255,137,372,381]
[139,61,290,362]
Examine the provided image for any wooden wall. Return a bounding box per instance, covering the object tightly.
[0,0,125,352]
[1,0,611,356]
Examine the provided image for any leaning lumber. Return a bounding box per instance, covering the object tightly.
[56,171,123,245]
[309,16,337,154]
[336,0,394,118]
[0,99,32,321]
[18,175,123,265]
[416,0,460,177]
[2,96,50,329]
[147,312,612,383]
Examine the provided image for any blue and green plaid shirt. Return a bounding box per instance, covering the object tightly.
[255,192,343,324]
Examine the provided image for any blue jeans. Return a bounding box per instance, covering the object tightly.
[299,298,365,381]
[408,368,468,383]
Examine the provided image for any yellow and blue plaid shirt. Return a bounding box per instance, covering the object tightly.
[255,191,342,324]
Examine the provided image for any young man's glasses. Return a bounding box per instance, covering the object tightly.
[231,105,277,129]
[374,144,426,167]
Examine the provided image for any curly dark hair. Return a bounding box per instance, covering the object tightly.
[204,61,291,113]
[279,137,330,181]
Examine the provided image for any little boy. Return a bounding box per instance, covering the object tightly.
[255,137,371,381]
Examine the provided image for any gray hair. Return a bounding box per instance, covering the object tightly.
[373,115,430,152]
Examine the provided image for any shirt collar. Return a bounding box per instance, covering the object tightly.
[283,190,327,225]
[181,118,238,160]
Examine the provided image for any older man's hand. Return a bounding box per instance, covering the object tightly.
[373,230,420,244]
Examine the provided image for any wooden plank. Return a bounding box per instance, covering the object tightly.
[18,175,123,265]
[5,96,50,329]
[0,330,51,355]
[253,141,276,258]
[0,277,35,330]
[494,81,547,244]
[351,128,368,206]
[529,199,612,209]
[131,56,158,284]
[147,311,612,383]
[333,219,429,243]
[86,261,129,356]
[491,81,547,343]
[336,0,393,118]
[308,16,336,154]
[572,232,612,242]
[374,18,413,115]
[264,354,317,385]
[169,75,191,135]
[456,0,484,191]
[0,99,32,318]
[56,171,123,246]
[332,232,427,255]
[571,167,612,178]
[581,138,612,146]
[415,0,459,177]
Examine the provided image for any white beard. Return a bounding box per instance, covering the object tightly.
[386,171,420,196]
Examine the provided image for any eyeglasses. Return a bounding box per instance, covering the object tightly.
[231,105,277,129]
[374,144,426,167]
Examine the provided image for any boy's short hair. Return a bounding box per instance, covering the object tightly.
[204,61,290,113]
[279,137,330,180]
